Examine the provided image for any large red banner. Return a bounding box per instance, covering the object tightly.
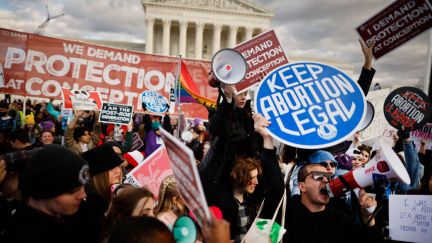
[0,28,217,119]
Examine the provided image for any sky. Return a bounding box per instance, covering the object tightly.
[0,0,430,90]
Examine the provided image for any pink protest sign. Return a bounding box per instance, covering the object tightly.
[124,145,173,199]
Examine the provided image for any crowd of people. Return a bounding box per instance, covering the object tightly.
[0,40,430,243]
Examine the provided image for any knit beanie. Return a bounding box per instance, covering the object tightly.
[308,150,337,165]
[82,143,124,176]
[23,144,90,199]
[25,113,35,125]
[123,150,145,168]
[39,120,55,131]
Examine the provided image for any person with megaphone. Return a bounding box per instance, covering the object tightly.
[254,117,384,243]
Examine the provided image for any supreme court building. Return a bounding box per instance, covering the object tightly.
[141,0,273,60]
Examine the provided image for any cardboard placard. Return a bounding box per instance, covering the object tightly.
[360,89,392,141]
[356,0,432,59]
[384,86,432,130]
[124,145,173,199]
[61,88,102,110]
[254,62,366,149]
[159,128,211,227]
[234,30,289,93]
[411,123,432,150]
[141,90,169,114]
[389,195,432,243]
[99,102,133,125]
[131,132,144,151]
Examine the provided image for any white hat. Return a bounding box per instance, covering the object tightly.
[123,150,145,167]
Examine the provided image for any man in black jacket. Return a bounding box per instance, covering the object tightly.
[1,144,90,243]
[262,160,384,242]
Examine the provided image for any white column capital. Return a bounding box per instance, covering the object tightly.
[162,18,172,26]
[145,17,155,25]
[213,23,223,29]
[195,22,205,30]
[179,20,188,25]
[229,25,239,31]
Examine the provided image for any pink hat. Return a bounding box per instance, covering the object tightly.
[123,150,145,167]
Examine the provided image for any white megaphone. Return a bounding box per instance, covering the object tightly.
[327,142,411,198]
[357,101,375,131]
[208,48,247,87]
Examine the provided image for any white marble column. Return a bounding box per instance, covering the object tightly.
[228,25,238,48]
[145,18,155,53]
[179,20,188,57]
[212,23,222,54]
[194,22,204,59]
[162,18,171,56]
[245,26,253,41]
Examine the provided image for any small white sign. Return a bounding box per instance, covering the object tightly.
[389,195,432,243]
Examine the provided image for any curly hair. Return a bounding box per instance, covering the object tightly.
[230,156,262,190]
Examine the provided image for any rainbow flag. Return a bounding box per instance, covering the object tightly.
[179,61,216,109]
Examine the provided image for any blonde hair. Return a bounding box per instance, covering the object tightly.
[155,175,185,216]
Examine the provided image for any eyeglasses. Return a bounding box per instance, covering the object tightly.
[318,161,337,168]
[299,171,332,182]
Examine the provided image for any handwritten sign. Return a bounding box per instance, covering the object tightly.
[389,195,432,243]
[360,89,392,141]
[254,62,366,149]
[357,0,432,59]
[159,127,211,227]
[99,103,133,125]
[234,30,289,93]
[124,145,173,199]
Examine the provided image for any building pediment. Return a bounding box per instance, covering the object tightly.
[142,0,272,15]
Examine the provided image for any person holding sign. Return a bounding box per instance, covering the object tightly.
[201,80,263,205]
[208,113,284,242]
[64,110,101,156]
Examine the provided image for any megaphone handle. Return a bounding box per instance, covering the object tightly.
[338,175,354,192]
[217,85,228,104]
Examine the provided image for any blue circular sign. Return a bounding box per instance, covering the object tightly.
[254,62,366,149]
[141,90,169,114]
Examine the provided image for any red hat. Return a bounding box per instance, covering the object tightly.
[123,150,145,167]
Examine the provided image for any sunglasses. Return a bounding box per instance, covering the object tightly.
[319,161,337,168]
[300,171,332,182]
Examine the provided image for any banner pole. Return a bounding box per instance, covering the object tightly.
[175,55,182,139]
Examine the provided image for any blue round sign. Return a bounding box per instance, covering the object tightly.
[254,62,366,149]
[141,90,169,114]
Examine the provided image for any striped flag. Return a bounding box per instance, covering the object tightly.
[179,61,216,109]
